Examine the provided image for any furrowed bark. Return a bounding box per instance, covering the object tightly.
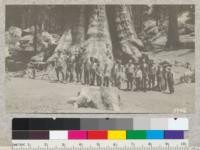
[82,5,113,68]
[113,5,143,62]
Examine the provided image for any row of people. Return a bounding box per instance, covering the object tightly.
[51,50,175,94]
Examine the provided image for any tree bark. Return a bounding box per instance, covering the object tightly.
[55,5,143,64]
[83,5,113,65]
[72,6,86,45]
[166,6,180,49]
[132,5,145,33]
[113,5,143,62]
[33,6,38,54]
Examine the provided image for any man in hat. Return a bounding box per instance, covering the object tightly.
[116,60,124,89]
[84,58,91,85]
[68,54,76,82]
[111,60,118,87]
[90,58,97,85]
[148,60,156,90]
[126,59,135,91]
[162,66,168,91]
[135,64,142,91]
[54,50,65,82]
[64,52,70,82]
[156,65,162,91]
[141,58,148,92]
[167,67,174,94]
[103,63,111,87]
[75,52,83,83]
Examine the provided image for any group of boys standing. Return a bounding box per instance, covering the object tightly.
[119,58,175,94]
[52,51,175,94]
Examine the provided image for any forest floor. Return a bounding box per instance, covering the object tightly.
[6,77,194,113]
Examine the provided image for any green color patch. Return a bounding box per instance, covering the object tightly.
[126,130,146,139]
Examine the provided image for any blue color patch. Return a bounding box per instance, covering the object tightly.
[146,130,164,139]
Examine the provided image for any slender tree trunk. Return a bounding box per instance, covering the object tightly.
[166,6,180,49]
[155,12,160,26]
[21,11,26,29]
[134,6,144,33]
[33,6,38,54]
[72,6,86,45]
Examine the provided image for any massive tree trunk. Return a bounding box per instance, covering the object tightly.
[54,5,143,64]
[82,5,113,68]
[166,6,180,49]
[113,5,143,62]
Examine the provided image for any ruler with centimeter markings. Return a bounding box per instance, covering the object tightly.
[12,140,189,150]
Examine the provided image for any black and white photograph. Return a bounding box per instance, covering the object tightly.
[5,5,195,113]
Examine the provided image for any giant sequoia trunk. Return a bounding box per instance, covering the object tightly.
[113,5,143,62]
[82,5,113,68]
[166,6,180,49]
[54,5,143,64]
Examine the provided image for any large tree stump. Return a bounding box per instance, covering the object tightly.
[69,87,121,111]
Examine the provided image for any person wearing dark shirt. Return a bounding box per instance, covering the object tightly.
[90,58,97,86]
[148,62,156,90]
[75,53,82,83]
[84,58,91,85]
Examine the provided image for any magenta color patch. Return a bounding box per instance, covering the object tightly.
[68,130,87,139]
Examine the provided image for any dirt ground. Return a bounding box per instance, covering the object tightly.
[5,77,194,113]
[5,47,195,113]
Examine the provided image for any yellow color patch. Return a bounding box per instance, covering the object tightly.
[108,130,126,140]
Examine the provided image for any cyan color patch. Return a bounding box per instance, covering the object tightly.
[146,130,164,139]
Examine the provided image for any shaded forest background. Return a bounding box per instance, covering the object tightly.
[5,5,195,71]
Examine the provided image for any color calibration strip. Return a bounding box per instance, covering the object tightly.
[12,118,188,140]
[13,130,185,140]
[12,118,189,130]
